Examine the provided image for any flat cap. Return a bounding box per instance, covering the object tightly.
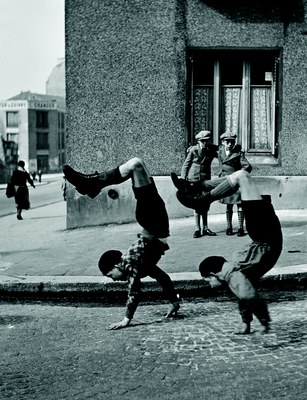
[220,131,237,140]
[195,130,211,140]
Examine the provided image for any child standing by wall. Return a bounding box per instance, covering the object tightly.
[181,130,218,238]
[218,132,252,236]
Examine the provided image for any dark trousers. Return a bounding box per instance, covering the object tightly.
[133,179,170,238]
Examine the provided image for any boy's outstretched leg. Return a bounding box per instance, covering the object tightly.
[63,157,151,198]
[171,173,235,212]
[63,165,124,198]
[171,170,260,212]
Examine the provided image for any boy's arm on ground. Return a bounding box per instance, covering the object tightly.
[109,317,131,330]
[108,273,141,330]
[125,273,142,320]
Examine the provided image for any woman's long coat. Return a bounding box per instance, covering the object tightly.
[10,169,35,210]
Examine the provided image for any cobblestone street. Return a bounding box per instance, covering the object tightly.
[1,291,307,400]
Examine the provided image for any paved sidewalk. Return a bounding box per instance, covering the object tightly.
[0,199,307,301]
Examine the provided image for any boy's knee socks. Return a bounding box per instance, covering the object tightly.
[238,210,244,229]
[210,177,239,201]
[226,208,233,228]
[98,166,126,186]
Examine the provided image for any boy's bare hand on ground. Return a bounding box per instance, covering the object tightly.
[109,317,131,330]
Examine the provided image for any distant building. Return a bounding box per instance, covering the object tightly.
[0,91,66,180]
[0,137,18,182]
[46,58,65,98]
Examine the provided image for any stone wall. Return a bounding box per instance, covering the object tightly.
[66,176,307,228]
[65,0,307,227]
[65,0,186,175]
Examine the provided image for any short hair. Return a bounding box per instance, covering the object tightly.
[98,250,122,275]
[199,256,227,277]
[18,160,25,168]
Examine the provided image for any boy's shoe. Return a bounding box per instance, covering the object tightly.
[193,229,202,238]
[165,303,180,318]
[237,228,245,237]
[226,228,234,235]
[170,173,212,211]
[170,173,190,192]
[170,173,202,194]
[63,165,103,199]
[165,295,181,318]
[202,228,217,236]
[175,187,211,212]
[258,321,271,334]
[235,323,251,335]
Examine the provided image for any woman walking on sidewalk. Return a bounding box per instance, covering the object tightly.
[10,160,35,220]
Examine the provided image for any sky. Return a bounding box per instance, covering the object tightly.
[0,0,65,100]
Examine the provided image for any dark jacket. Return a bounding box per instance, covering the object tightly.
[181,143,218,182]
[11,169,35,187]
[218,144,252,177]
[10,168,35,210]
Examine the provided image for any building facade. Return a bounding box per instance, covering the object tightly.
[46,58,66,98]
[64,0,307,227]
[0,92,65,180]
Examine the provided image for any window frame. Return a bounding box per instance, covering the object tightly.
[187,48,280,157]
[6,111,19,128]
[36,131,49,150]
[36,111,49,129]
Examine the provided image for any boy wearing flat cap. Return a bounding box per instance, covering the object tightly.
[170,169,282,335]
[63,157,180,330]
[180,130,218,238]
[218,132,252,237]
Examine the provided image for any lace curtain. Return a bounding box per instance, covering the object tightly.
[250,88,272,150]
[221,88,242,142]
[193,87,213,139]
[221,87,272,150]
[193,86,272,151]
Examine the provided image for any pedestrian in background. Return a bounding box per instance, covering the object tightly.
[38,169,43,183]
[31,171,37,182]
[218,132,252,237]
[61,176,67,201]
[10,160,35,220]
[180,130,218,238]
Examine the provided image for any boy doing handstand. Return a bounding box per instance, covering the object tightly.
[63,158,180,330]
[171,169,283,334]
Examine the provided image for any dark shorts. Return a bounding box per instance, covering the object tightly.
[237,196,283,281]
[133,179,169,238]
[242,196,282,247]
